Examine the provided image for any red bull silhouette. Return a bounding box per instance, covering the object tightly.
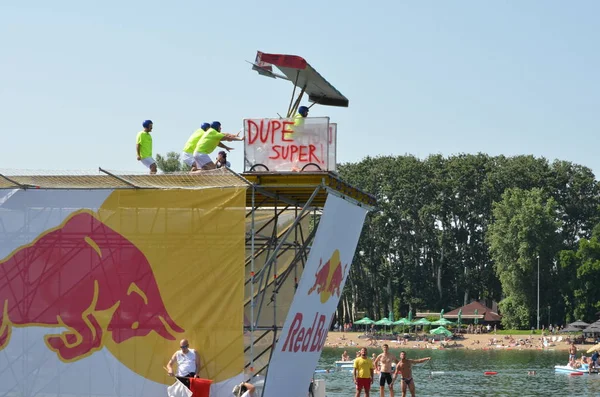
[307,249,347,304]
[0,211,184,362]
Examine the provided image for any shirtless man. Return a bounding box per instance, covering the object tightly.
[392,351,430,397]
[342,351,350,361]
[569,343,577,362]
[373,344,398,397]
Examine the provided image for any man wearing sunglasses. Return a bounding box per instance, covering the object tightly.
[166,339,201,388]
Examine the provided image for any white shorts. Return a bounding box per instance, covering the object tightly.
[181,152,195,167]
[193,153,213,168]
[140,157,156,167]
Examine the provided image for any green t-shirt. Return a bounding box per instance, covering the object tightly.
[284,112,305,140]
[183,129,206,154]
[136,130,153,159]
[194,128,225,154]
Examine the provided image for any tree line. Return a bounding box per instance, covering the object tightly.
[337,154,600,329]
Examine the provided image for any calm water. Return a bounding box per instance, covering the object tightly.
[315,347,600,396]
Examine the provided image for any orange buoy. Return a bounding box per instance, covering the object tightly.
[484,371,498,376]
[570,372,584,376]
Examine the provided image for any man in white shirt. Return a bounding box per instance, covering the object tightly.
[166,339,201,389]
[232,382,255,397]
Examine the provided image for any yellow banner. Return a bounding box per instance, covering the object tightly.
[96,188,246,384]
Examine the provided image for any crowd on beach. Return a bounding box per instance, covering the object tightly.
[325,329,589,352]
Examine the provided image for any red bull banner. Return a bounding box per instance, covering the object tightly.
[263,194,367,397]
[0,188,246,397]
[243,117,333,172]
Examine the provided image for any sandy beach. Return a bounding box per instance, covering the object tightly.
[325,331,589,353]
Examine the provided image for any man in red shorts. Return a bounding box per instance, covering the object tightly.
[353,347,374,397]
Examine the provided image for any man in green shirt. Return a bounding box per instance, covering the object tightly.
[182,122,210,171]
[136,120,157,174]
[192,121,244,171]
[182,122,234,171]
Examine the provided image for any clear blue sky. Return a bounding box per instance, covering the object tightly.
[2,1,599,175]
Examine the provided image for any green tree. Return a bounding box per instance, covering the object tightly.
[155,151,191,173]
[487,188,561,329]
[337,154,600,326]
[559,224,600,322]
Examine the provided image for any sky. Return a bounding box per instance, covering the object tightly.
[2,1,599,176]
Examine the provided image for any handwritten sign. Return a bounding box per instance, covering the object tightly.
[243,117,332,172]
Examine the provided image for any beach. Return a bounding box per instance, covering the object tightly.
[325,331,588,353]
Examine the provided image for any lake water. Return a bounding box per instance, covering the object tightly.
[315,347,600,396]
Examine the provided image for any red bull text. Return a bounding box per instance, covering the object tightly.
[281,312,328,353]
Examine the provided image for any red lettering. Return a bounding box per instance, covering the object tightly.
[302,313,318,352]
[269,145,282,160]
[309,145,322,164]
[290,145,299,161]
[270,120,281,144]
[320,144,324,165]
[281,312,329,353]
[248,119,292,145]
[282,313,303,352]
[270,144,323,163]
[247,120,259,145]
[311,315,326,351]
[294,328,305,352]
[281,121,294,142]
[298,145,308,162]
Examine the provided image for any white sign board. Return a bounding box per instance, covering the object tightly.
[262,194,367,397]
[244,117,332,172]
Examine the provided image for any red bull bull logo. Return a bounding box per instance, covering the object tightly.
[280,250,349,353]
[307,249,347,304]
[0,210,184,362]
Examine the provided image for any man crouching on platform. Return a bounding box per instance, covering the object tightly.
[167,339,201,389]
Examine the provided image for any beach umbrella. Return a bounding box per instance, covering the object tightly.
[560,325,583,333]
[354,316,375,332]
[440,309,445,319]
[457,309,463,331]
[587,342,600,354]
[375,318,393,326]
[430,326,452,337]
[389,311,395,322]
[569,320,590,329]
[375,317,393,332]
[413,318,432,331]
[354,317,375,325]
[431,318,455,326]
[413,318,431,325]
[393,318,412,333]
[393,318,412,326]
[408,310,413,322]
[413,317,431,332]
[583,325,600,336]
[413,318,432,325]
[474,309,479,325]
